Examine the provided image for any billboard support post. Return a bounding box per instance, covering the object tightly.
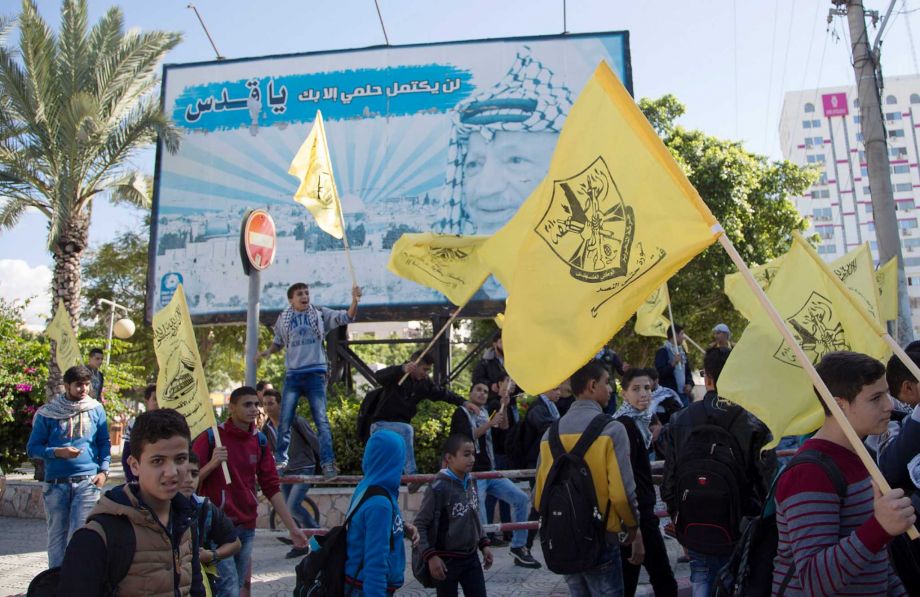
[240,209,277,388]
[245,270,260,388]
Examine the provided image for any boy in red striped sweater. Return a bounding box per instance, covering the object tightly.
[773,351,916,596]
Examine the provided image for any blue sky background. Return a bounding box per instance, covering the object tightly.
[1,0,919,324]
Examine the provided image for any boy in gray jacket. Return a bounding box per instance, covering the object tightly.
[415,434,494,597]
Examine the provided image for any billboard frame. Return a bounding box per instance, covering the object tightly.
[146,30,633,325]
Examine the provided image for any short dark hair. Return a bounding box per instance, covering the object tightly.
[409,350,435,366]
[261,388,282,402]
[256,380,273,392]
[287,282,308,299]
[622,367,652,389]
[144,384,157,401]
[230,386,258,404]
[130,409,190,460]
[703,347,732,387]
[63,365,93,384]
[646,367,659,381]
[570,361,608,396]
[492,330,502,341]
[886,351,920,400]
[89,348,104,357]
[443,433,474,456]
[666,324,684,340]
[905,340,920,353]
[470,380,489,393]
[187,451,200,467]
[815,351,886,413]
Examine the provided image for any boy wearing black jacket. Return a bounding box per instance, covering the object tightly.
[415,434,493,597]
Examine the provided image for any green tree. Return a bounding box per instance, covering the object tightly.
[610,96,816,366]
[0,0,181,385]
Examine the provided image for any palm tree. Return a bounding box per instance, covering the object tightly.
[0,0,181,383]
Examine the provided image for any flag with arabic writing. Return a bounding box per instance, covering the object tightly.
[724,255,785,320]
[830,243,881,324]
[387,233,490,306]
[45,300,81,373]
[289,111,344,239]
[876,256,898,322]
[635,284,671,337]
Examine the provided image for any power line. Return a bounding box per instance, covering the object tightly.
[733,0,740,138]
[902,0,920,73]
[762,0,780,150]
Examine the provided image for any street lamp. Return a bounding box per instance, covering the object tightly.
[97,298,133,367]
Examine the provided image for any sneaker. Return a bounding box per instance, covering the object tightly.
[322,463,340,480]
[285,546,310,559]
[407,481,425,494]
[275,536,293,545]
[510,546,542,569]
[487,534,508,548]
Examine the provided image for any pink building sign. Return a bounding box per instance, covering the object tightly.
[822,92,849,117]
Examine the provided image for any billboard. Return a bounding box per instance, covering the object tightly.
[822,92,848,117]
[148,32,632,323]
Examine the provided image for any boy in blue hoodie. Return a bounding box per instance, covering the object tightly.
[344,429,419,596]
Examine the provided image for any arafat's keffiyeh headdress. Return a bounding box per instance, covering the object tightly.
[440,46,575,233]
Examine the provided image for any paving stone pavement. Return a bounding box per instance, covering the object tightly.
[0,516,691,596]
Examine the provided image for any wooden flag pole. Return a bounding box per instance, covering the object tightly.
[211,423,232,484]
[715,225,919,539]
[683,334,707,355]
[319,116,357,288]
[398,304,464,385]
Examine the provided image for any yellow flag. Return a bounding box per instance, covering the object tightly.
[830,243,882,323]
[635,284,671,337]
[719,234,889,445]
[499,62,720,393]
[289,111,344,239]
[45,300,81,372]
[387,233,490,306]
[152,284,217,439]
[724,255,785,320]
[876,257,898,322]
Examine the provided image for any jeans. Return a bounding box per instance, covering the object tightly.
[621,515,678,597]
[215,526,255,597]
[688,549,729,597]
[282,466,318,528]
[278,370,334,466]
[485,454,511,535]
[564,543,625,597]
[42,478,101,568]
[476,478,529,548]
[436,552,486,597]
[370,421,417,474]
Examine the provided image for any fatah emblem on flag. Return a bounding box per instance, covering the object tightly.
[774,291,850,367]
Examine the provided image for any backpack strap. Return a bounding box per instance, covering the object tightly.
[548,414,611,461]
[346,485,396,551]
[86,513,136,596]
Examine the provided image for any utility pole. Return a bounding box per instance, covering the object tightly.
[832,0,913,342]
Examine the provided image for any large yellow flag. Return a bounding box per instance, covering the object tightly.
[635,284,671,337]
[498,62,720,393]
[152,284,217,439]
[719,235,890,445]
[289,111,344,239]
[724,255,785,320]
[876,256,898,322]
[830,243,881,323]
[45,300,81,372]
[387,233,490,306]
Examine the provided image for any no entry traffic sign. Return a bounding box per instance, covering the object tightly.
[240,209,277,274]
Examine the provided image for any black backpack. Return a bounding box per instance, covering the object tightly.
[712,449,847,597]
[356,387,385,443]
[293,485,392,596]
[673,406,747,555]
[28,513,136,597]
[538,414,611,575]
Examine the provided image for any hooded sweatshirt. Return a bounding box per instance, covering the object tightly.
[191,420,280,529]
[345,430,406,595]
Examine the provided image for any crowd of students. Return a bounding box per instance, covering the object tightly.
[22,281,920,596]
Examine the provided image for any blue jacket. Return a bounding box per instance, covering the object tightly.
[878,407,920,491]
[27,403,110,481]
[344,430,406,595]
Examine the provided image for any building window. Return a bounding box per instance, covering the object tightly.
[857,132,865,142]
[813,136,824,146]
[812,119,821,128]
[804,102,815,113]
[863,186,871,195]
[871,241,878,251]
[863,203,874,213]
[911,93,920,104]
[854,115,862,124]
[897,200,915,211]
[813,207,833,221]
[895,183,914,193]
[818,172,828,185]
[815,225,835,239]
[898,219,918,230]
[886,94,898,105]
[803,120,812,129]
[810,189,831,199]
[806,154,826,164]
[854,98,861,108]
[886,112,902,121]
[904,238,920,249]
[889,129,905,138]
[867,222,876,232]
[906,258,920,267]
[890,147,908,159]
[818,245,837,255]
[861,166,869,176]
[893,164,910,174]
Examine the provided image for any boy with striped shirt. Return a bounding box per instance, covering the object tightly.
[773,351,915,595]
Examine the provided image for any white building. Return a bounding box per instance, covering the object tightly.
[779,75,920,333]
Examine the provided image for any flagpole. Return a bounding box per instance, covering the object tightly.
[683,334,707,355]
[318,116,358,288]
[715,225,919,539]
[398,304,465,385]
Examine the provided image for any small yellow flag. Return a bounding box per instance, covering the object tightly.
[387,233,490,306]
[635,284,671,337]
[45,300,81,373]
[152,284,217,439]
[724,255,785,320]
[876,256,898,322]
[830,243,881,323]
[498,62,721,393]
[289,111,344,239]
[719,235,890,445]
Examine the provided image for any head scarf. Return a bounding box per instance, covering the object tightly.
[36,393,102,439]
[441,46,574,233]
[613,401,654,448]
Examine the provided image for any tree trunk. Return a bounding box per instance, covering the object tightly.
[47,214,90,398]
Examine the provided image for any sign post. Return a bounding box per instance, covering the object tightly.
[240,209,277,387]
